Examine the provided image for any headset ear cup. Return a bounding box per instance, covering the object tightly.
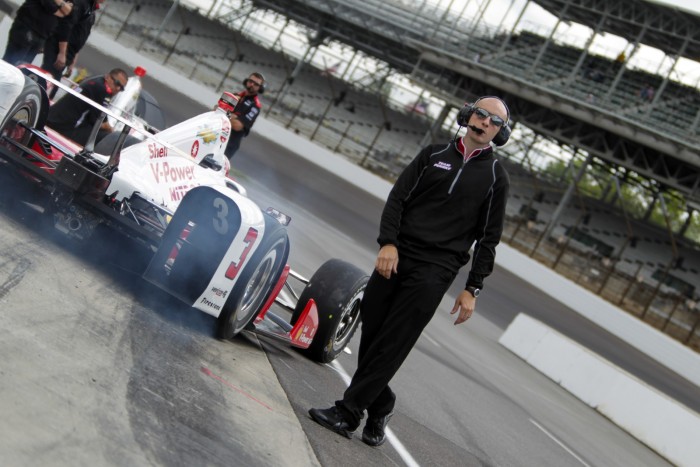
[492,123,511,146]
[258,83,265,94]
[457,105,473,126]
[242,78,248,87]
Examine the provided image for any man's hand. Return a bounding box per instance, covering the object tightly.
[54,1,73,17]
[229,115,244,131]
[375,244,398,279]
[450,290,476,325]
[54,53,66,70]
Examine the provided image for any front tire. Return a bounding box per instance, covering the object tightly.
[217,217,289,339]
[292,259,368,363]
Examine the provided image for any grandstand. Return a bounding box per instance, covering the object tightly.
[77,0,700,350]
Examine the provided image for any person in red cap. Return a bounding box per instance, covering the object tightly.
[223,72,265,161]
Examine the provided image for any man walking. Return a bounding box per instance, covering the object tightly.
[309,96,512,447]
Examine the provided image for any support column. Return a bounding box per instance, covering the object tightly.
[543,151,593,242]
[496,0,530,56]
[527,1,570,76]
[645,36,690,117]
[604,25,647,101]
[566,11,607,85]
[419,103,452,147]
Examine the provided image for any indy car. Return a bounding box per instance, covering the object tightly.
[0,61,367,363]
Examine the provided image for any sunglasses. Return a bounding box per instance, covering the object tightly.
[110,75,126,91]
[247,79,263,87]
[473,107,506,127]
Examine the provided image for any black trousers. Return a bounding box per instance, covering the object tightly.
[336,256,455,427]
[41,37,64,80]
[3,23,43,65]
[224,132,244,161]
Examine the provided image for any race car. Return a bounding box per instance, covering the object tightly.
[0,60,367,363]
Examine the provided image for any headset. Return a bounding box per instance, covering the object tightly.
[242,72,266,94]
[456,96,511,146]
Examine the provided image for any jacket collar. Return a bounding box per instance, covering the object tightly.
[456,137,492,161]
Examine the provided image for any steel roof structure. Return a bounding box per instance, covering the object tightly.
[532,0,700,61]
[249,0,700,206]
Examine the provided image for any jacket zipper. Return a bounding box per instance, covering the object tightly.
[448,159,468,194]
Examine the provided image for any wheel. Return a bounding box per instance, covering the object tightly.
[291,259,369,363]
[217,215,290,339]
[0,76,46,150]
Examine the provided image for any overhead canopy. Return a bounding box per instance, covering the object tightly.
[532,0,700,60]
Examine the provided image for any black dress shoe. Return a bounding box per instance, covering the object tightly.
[362,412,393,447]
[309,406,356,439]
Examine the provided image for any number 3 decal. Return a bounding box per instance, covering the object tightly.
[225,227,258,280]
[212,197,228,234]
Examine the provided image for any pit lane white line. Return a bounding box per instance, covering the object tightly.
[329,360,420,467]
[529,418,591,467]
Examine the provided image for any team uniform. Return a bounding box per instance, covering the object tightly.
[42,0,98,81]
[224,92,261,160]
[336,138,510,426]
[3,0,62,65]
[47,75,111,145]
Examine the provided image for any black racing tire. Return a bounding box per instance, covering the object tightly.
[0,76,46,148]
[93,131,141,155]
[291,259,368,363]
[216,216,290,340]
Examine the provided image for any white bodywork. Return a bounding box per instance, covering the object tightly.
[0,60,25,127]
[105,109,232,212]
[192,185,267,318]
[28,69,265,316]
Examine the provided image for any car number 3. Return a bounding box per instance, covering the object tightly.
[212,197,229,234]
[225,227,259,280]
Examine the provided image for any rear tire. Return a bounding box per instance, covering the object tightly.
[292,259,368,363]
[216,217,289,339]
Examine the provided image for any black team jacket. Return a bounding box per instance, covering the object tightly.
[377,138,510,291]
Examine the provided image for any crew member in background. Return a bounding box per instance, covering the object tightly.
[46,67,127,145]
[308,96,512,447]
[42,0,105,97]
[223,72,265,162]
[2,0,73,65]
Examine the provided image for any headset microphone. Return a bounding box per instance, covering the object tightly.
[467,125,485,135]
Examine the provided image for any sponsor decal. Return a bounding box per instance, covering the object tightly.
[211,287,229,299]
[170,183,197,202]
[297,325,314,345]
[191,140,199,158]
[197,127,217,144]
[220,136,227,143]
[222,120,231,136]
[200,297,221,311]
[434,161,452,170]
[148,142,168,159]
[150,162,196,184]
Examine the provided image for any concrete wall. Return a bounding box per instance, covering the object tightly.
[500,313,700,467]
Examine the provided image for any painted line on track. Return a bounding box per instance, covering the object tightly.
[529,418,591,467]
[329,360,420,467]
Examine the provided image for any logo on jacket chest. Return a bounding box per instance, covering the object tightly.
[433,161,452,170]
